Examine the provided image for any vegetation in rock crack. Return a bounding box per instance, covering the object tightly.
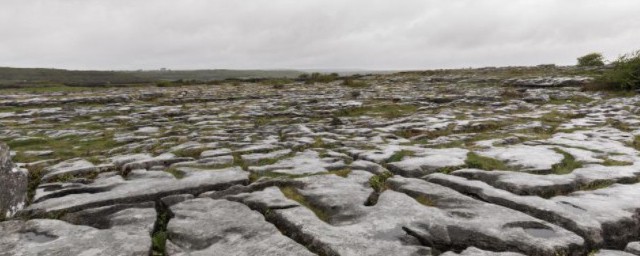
[464,152,507,171]
[369,171,394,193]
[279,186,330,222]
[387,150,415,163]
[551,148,583,175]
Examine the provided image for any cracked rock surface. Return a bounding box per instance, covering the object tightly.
[1,68,640,255]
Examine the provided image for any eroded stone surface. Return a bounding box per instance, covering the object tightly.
[0,143,27,219]
[0,219,150,256]
[167,198,314,256]
[2,68,640,255]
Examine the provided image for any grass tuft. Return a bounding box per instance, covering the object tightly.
[464,152,507,171]
[551,148,583,175]
[387,150,415,163]
[369,171,394,193]
[279,186,330,222]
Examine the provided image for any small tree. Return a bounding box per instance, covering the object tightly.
[577,52,605,67]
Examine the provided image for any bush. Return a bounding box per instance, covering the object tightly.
[595,50,640,90]
[298,73,339,84]
[342,79,368,88]
[577,52,605,67]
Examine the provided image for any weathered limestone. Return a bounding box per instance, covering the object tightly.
[0,219,151,256]
[2,68,640,255]
[167,198,314,255]
[0,143,27,219]
[22,167,249,218]
[626,242,640,255]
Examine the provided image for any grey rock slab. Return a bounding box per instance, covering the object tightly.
[41,158,115,182]
[0,219,150,256]
[426,173,640,248]
[21,167,249,218]
[121,153,193,172]
[476,145,564,173]
[387,148,468,177]
[22,150,54,157]
[542,128,637,156]
[61,202,156,232]
[240,149,292,165]
[168,198,315,256]
[595,250,637,256]
[504,76,592,87]
[248,149,346,175]
[292,170,374,225]
[350,160,389,175]
[440,247,525,256]
[170,155,234,168]
[626,242,640,255]
[451,166,640,198]
[233,143,282,154]
[199,148,232,158]
[161,194,195,207]
[230,187,432,256]
[550,183,640,248]
[109,153,152,168]
[388,177,585,255]
[451,168,576,197]
[0,143,28,219]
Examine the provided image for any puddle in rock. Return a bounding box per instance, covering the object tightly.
[22,232,58,243]
[523,228,558,238]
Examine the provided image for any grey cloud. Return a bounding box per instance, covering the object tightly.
[0,0,639,70]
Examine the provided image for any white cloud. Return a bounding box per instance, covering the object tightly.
[0,0,639,70]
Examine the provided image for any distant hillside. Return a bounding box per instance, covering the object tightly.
[0,67,149,87]
[128,69,303,81]
[0,67,304,87]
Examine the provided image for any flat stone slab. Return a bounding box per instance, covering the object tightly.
[21,167,249,218]
[426,172,640,248]
[476,145,564,172]
[0,219,150,255]
[167,198,314,255]
[387,148,468,177]
[248,150,346,175]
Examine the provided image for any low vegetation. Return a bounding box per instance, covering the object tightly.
[551,148,583,175]
[369,171,394,193]
[465,152,507,171]
[279,186,330,222]
[342,78,368,88]
[588,50,640,91]
[387,150,415,163]
[298,72,339,84]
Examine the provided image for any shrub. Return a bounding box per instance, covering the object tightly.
[577,53,605,67]
[298,72,339,84]
[592,50,640,90]
[342,79,368,88]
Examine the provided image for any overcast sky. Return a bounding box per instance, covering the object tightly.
[1,0,639,70]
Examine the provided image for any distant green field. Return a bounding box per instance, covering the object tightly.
[0,67,304,88]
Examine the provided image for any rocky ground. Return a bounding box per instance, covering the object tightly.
[1,67,640,255]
